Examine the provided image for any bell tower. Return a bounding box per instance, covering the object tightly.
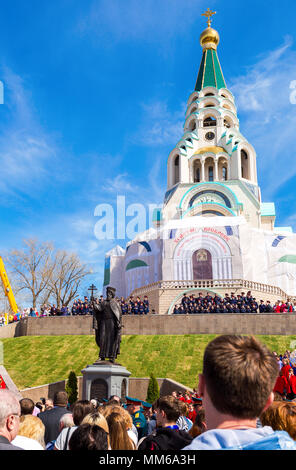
[163,9,273,229]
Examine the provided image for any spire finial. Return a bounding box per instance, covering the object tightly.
[201,8,216,28]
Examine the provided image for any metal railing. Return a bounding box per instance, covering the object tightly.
[131,279,288,299]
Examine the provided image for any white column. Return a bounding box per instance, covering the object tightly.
[177,261,181,280]
[201,160,205,182]
[212,259,218,279]
[186,258,191,280]
[227,258,232,279]
[175,261,180,280]
[182,260,187,280]
[227,161,231,180]
[223,258,228,279]
[214,160,219,181]
[180,260,184,280]
[218,258,223,279]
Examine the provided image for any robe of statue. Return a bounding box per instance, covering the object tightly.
[92,298,122,361]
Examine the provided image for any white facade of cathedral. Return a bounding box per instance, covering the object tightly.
[103,20,296,301]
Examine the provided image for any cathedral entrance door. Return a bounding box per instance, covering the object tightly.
[192,249,213,279]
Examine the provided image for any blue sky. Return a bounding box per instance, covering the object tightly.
[1,0,296,297]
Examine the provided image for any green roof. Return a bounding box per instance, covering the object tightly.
[278,255,296,264]
[260,202,276,217]
[195,48,226,91]
[126,259,148,271]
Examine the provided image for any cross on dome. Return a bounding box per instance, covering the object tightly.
[201,8,216,27]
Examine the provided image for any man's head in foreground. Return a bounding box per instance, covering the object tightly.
[198,335,279,429]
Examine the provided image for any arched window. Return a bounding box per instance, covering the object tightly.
[204,103,215,108]
[205,93,214,96]
[224,118,232,128]
[241,149,249,179]
[208,166,214,181]
[222,167,227,181]
[189,94,199,105]
[193,160,202,184]
[203,116,216,127]
[188,120,196,132]
[174,155,180,184]
[195,167,200,183]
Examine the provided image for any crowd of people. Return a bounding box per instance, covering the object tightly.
[173,291,296,314]
[0,294,154,326]
[1,290,296,327]
[1,335,296,451]
[119,295,151,315]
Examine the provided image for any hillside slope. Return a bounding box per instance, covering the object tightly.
[1,334,294,390]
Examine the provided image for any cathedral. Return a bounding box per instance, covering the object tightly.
[103,10,296,314]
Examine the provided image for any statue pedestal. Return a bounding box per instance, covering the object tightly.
[81,361,131,402]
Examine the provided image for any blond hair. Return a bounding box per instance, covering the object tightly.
[18,415,45,448]
[81,410,110,448]
[100,404,133,430]
[81,411,109,434]
[106,412,135,450]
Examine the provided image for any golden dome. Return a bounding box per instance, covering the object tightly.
[200,26,220,50]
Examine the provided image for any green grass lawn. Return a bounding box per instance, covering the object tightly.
[1,334,296,390]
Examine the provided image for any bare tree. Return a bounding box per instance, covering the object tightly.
[45,250,91,308]
[5,239,55,309]
[5,239,91,310]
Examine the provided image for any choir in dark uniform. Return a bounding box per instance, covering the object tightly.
[120,295,149,315]
[45,294,150,317]
[44,290,281,317]
[71,296,93,316]
[172,291,271,314]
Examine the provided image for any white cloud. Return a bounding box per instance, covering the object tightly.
[134,100,185,147]
[229,37,296,198]
[101,172,140,194]
[77,0,205,44]
[0,66,58,197]
[70,217,94,235]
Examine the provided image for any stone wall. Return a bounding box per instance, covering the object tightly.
[0,322,19,338]
[2,313,296,339]
[20,376,193,402]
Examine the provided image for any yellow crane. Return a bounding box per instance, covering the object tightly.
[0,256,18,315]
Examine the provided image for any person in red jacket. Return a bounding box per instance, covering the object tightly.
[187,404,197,423]
[273,302,281,313]
[281,359,292,380]
[273,369,290,398]
[287,369,296,400]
